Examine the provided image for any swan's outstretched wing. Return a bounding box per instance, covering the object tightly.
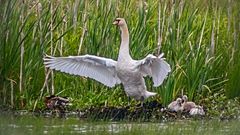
[44,54,121,87]
[136,53,171,87]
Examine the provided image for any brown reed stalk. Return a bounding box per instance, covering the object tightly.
[50,1,55,95]
[7,78,16,107]
[3,82,6,105]
[157,1,167,55]
[157,1,162,55]
[227,0,232,34]
[78,1,88,55]
[19,0,25,108]
[143,0,147,26]
[33,70,51,110]
[210,21,215,57]
[38,1,50,94]
[73,0,80,32]
[60,12,67,56]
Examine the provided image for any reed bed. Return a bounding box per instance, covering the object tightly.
[0,0,239,109]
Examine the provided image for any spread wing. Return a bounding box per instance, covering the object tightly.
[43,54,121,87]
[136,53,171,87]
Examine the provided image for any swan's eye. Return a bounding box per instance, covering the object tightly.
[115,19,120,24]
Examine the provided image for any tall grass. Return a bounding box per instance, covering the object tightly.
[0,0,239,109]
[226,48,240,98]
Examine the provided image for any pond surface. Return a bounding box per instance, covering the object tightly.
[0,114,240,135]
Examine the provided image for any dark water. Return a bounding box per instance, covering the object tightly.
[0,114,240,135]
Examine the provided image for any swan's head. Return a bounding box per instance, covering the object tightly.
[182,95,188,102]
[176,98,182,104]
[113,18,126,27]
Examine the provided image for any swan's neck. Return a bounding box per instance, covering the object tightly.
[118,25,131,61]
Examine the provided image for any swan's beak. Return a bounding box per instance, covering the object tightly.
[113,18,121,25]
[113,20,119,25]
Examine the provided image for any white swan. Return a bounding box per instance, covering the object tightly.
[44,18,171,105]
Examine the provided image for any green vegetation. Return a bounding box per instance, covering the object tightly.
[0,0,239,110]
[226,49,240,98]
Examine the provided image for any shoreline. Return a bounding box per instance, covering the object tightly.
[1,98,239,122]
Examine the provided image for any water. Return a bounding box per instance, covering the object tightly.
[0,114,240,135]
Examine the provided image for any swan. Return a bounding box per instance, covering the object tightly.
[181,95,197,112]
[44,18,171,106]
[167,98,183,112]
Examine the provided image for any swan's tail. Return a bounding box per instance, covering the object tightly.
[145,91,157,99]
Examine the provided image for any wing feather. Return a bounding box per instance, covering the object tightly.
[43,54,121,87]
[137,53,171,87]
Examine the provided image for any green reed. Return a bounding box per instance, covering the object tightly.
[0,0,239,109]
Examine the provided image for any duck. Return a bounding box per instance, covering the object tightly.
[181,95,197,112]
[167,98,183,112]
[44,95,70,111]
[44,18,171,106]
[189,105,205,116]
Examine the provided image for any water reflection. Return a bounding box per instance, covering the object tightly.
[1,115,240,135]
